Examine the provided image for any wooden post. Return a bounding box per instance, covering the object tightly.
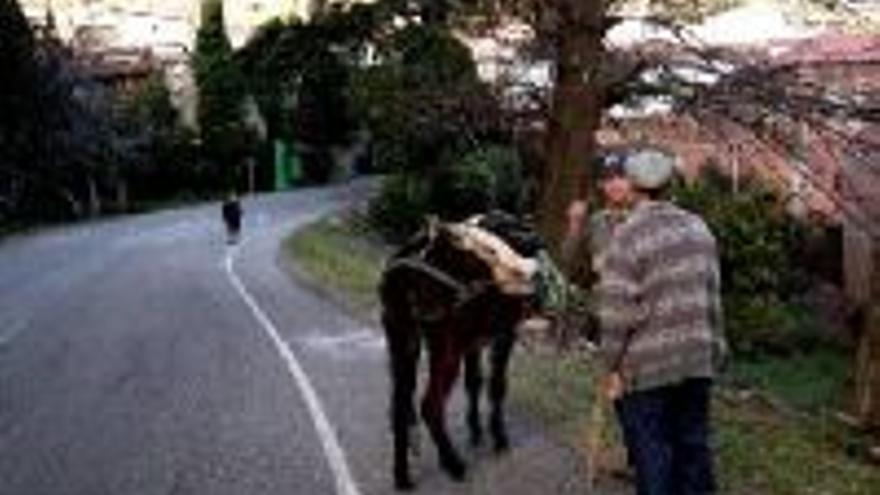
[855,242,880,430]
[842,128,880,433]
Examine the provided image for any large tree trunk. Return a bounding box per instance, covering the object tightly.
[536,0,606,256]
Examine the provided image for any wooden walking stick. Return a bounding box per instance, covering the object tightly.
[585,371,623,491]
[583,325,634,491]
[584,374,609,491]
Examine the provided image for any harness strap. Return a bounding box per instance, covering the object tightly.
[384,257,490,310]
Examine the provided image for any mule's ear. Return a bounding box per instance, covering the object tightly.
[464,214,484,226]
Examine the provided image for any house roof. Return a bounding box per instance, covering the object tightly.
[607,1,823,49]
[773,32,880,65]
[76,48,157,82]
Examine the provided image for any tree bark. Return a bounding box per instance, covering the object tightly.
[536,0,605,257]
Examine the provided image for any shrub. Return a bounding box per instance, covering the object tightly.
[430,159,495,221]
[725,297,801,355]
[371,145,525,238]
[461,146,526,213]
[369,173,431,241]
[349,25,497,176]
[301,149,336,185]
[670,169,815,355]
[194,0,253,184]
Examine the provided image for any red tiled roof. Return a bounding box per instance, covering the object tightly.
[76,48,157,81]
[775,32,880,65]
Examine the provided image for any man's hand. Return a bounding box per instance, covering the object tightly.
[566,200,587,240]
[602,372,624,402]
[713,338,730,373]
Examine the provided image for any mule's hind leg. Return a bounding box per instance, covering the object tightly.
[421,336,466,481]
[489,329,516,452]
[385,315,420,491]
[464,349,484,446]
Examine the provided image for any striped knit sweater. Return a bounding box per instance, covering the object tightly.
[598,200,727,393]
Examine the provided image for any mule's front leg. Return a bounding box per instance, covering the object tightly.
[489,329,516,452]
[386,318,420,491]
[391,357,419,490]
[464,349,484,446]
[421,339,466,481]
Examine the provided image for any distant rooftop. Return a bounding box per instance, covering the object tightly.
[607,1,826,49]
[775,32,880,64]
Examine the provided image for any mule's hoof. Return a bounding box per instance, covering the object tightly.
[493,436,510,453]
[469,429,483,447]
[395,474,416,491]
[441,457,467,481]
[409,427,422,458]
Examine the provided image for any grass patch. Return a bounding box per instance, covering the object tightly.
[0,219,55,242]
[127,194,219,214]
[506,347,629,482]
[724,348,851,412]
[0,223,22,240]
[283,216,880,493]
[715,395,879,494]
[283,215,389,317]
[509,346,880,494]
[713,349,879,494]
[508,351,598,438]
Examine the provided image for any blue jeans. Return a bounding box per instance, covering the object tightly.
[616,378,716,495]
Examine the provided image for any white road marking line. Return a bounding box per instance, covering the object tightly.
[224,247,361,495]
[300,329,386,359]
[0,319,27,348]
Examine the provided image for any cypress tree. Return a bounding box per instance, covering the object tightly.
[193,0,250,188]
[0,0,37,140]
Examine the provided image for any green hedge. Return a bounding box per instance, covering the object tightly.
[670,169,822,355]
[370,145,527,239]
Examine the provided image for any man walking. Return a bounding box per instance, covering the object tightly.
[586,150,632,277]
[222,193,243,245]
[563,151,631,279]
[598,148,727,495]
[563,151,633,345]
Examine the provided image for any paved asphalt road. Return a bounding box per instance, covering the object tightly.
[0,182,610,495]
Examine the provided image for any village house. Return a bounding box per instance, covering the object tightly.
[19,1,376,126]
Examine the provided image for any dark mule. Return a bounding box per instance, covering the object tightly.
[379,215,543,490]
